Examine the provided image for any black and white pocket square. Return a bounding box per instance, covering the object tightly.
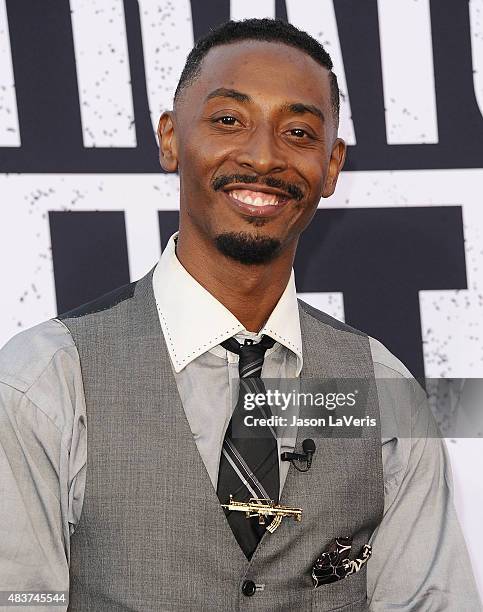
[311,536,372,588]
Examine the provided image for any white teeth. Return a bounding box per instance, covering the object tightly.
[228,190,280,206]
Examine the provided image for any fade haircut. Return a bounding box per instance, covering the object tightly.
[174,18,340,123]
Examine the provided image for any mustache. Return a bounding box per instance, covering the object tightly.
[212,174,304,201]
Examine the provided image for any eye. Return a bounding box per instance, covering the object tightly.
[215,116,239,126]
[287,128,311,138]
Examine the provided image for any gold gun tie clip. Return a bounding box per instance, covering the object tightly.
[221,495,302,533]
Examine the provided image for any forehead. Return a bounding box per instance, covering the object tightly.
[187,40,332,111]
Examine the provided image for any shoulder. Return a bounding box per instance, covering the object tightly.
[0,319,85,443]
[367,336,414,380]
[0,319,78,393]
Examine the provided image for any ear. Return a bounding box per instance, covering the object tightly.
[321,138,346,198]
[157,111,179,172]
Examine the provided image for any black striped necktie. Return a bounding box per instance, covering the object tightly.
[217,335,280,559]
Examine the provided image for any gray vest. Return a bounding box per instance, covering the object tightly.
[59,267,384,611]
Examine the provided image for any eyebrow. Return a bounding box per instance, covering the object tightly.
[280,102,325,123]
[205,87,251,103]
[204,87,325,122]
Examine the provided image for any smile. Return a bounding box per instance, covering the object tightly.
[228,189,280,206]
[222,187,291,218]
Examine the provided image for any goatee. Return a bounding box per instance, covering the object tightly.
[215,232,281,265]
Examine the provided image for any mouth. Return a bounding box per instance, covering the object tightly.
[222,186,291,217]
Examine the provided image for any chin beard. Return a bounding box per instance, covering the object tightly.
[215,232,281,265]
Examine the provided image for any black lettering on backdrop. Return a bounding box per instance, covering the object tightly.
[1,0,159,173]
[333,0,483,170]
[1,0,482,172]
[4,0,83,171]
[190,0,230,42]
[50,211,131,313]
[294,207,467,379]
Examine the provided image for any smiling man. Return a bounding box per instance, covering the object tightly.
[161,28,345,336]
[0,18,480,612]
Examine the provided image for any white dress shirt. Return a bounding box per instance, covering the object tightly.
[153,232,302,491]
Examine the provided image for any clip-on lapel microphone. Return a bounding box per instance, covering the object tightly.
[281,439,316,472]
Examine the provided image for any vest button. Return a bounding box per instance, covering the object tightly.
[242,580,256,597]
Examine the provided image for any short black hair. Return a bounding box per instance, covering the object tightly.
[174,18,340,122]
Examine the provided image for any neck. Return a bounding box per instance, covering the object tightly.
[176,228,296,332]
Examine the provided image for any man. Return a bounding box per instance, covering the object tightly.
[0,18,480,612]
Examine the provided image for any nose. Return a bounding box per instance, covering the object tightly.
[234,124,287,175]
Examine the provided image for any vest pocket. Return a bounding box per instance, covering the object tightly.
[311,564,368,611]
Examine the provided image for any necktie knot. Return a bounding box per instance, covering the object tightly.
[221,334,275,355]
[221,335,275,379]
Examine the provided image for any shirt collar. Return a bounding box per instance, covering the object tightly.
[153,232,303,375]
